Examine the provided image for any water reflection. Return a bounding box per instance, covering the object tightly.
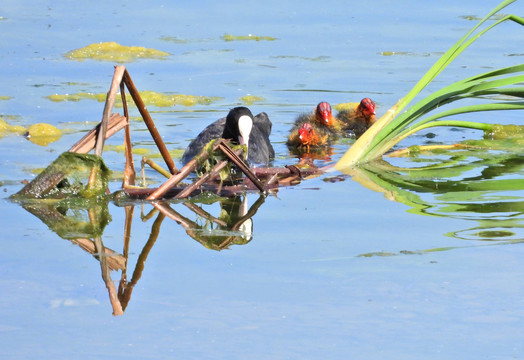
[149,194,265,250]
[16,194,265,315]
[288,146,335,162]
[13,146,524,313]
[342,148,524,245]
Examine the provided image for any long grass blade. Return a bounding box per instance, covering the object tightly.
[336,2,524,170]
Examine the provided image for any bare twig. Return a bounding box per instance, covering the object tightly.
[141,156,172,183]
[69,113,128,154]
[95,65,126,156]
[145,154,202,200]
[174,158,230,199]
[217,141,266,192]
[121,81,136,187]
[122,69,178,175]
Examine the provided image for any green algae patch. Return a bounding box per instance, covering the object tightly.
[46,90,221,107]
[46,92,107,102]
[334,102,360,112]
[26,123,62,146]
[0,118,26,136]
[139,90,222,107]
[64,42,171,62]
[239,95,265,105]
[486,124,524,140]
[104,143,151,156]
[13,152,110,200]
[18,199,111,240]
[149,148,185,160]
[222,34,277,41]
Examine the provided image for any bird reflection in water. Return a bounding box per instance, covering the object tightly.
[151,194,265,250]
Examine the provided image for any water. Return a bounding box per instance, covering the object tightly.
[1,1,524,359]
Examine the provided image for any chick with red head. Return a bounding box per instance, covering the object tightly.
[336,97,376,137]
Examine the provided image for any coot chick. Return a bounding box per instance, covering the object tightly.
[181,107,274,166]
[287,122,331,149]
[336,97,376,137]
[287,102,341,148]
[296,101,342,132]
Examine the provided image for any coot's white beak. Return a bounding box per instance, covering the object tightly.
[237,114,253,155]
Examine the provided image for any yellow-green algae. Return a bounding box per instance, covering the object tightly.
[64,42,170,62]
[151,148,184,160]
[26,123,62,146]
[334,102,360,112]
[102,144,183,160]
[139,91,221,107]
[222,34,277,41]
[46,92,107,103]
[46,90,221,107]
[0,118,26,136]
[13,152,110,200]
[104,144,151,156]
[487,124,524,140]
[239,95,265,105]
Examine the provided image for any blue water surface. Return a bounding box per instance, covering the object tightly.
[1,1,524,359]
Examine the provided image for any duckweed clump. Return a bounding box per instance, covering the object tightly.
[239,95,264,105]
[0,118,61,146]
[0,117,26,136]
[64,42,170,62]
[46,92,107,102]
[25,123,62,146]
[138,91,222,107]
[46,90,221,107]
[104,144,151,156]
[334,102,360,112]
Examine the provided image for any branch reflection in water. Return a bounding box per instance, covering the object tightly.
[15,142,524,312]
[18,194,265,315]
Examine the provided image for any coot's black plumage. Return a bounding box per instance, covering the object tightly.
[181,107,274,166]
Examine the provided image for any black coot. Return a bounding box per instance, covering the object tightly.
[181,106,274,166]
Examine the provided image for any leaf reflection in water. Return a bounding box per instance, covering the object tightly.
[342,145,524,249]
